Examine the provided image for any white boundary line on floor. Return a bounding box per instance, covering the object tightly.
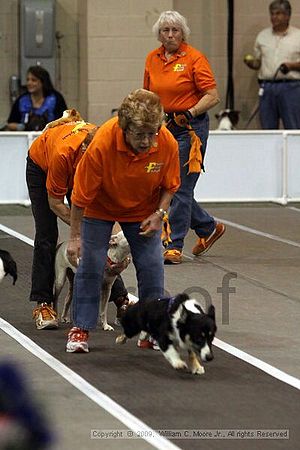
[0,318,179,450]
[214,217,300,248]
[214,338,300,390]
[288,206,300,213]
[0,224,34,246]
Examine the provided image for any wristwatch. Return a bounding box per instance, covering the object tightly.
[155,208,168,219]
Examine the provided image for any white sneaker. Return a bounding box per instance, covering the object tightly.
[66,327,89,353]
[150,336,160,351]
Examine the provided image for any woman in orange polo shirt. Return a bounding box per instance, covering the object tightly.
[26,119,98,329]
[144,10,226,264]
[65,89,180,353]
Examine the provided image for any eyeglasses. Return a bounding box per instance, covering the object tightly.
[127,128,158,141]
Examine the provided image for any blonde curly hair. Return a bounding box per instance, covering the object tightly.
[118,89,164,132]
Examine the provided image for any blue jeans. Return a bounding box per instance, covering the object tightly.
[259,81,300,129]
[166,114,215,251]
[72,218,164,330]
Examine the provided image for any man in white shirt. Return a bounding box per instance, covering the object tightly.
[244,0,300,129]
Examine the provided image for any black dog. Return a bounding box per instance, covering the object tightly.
[116,293,216,375]
[0,250,17,285]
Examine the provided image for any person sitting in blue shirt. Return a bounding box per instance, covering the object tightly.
[6,65,67,131]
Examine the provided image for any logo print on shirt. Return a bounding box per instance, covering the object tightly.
[145,162,164,173]
[173,63,186,72]
[62,122,89,140]
[71,122,87,134]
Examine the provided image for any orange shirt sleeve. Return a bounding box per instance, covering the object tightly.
[29,123,97,199]
[71,134,103,208]
[46,152,72,199]
[46,124,97,199]
[28,133,48,172]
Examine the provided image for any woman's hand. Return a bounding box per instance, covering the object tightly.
[139,213,162,237]
[67,237,81,267]
[107,257,131,275]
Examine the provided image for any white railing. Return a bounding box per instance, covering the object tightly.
[195,130,300,204]
[0,130,299,205]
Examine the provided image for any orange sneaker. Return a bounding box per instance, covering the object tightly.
[192,222,226,256]
[32,303,58,330]
[163,249,182,264]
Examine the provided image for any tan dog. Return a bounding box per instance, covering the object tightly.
[43,108,84,131]
[53,231,131,330]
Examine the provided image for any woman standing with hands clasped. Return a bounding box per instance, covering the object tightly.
[144,10,226,264]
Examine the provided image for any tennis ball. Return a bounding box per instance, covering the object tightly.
[244,54,254,62]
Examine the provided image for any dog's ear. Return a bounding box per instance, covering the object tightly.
[228,111,240,126]
[169,293,190,315]
[207,304,216,321]
[177,304,189,324]
[174,293,189,303]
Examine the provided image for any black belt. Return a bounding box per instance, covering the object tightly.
[165,111,206,120]
[259,79,300,84]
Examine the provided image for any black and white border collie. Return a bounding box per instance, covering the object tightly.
[215,109,240,130]
[116,293,217,375]
[0,250,17,285]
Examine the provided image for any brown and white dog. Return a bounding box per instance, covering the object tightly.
[53,231,131,330]
[43,108,84,131]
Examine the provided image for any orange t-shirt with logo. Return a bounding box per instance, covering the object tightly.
[71,117,180,222]
[143,42,216,112]
[28,122,96,199]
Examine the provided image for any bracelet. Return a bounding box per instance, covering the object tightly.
[155,208,167,219]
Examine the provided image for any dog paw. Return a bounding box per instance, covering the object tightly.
[172,360,188,371]
[115,334,127,344]
[103,324,114,331]
[191,365,205,375]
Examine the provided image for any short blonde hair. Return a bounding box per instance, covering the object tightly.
[118,89,164,131]
[152,10,191,42]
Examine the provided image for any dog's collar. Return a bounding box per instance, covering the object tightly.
[158,295,176,313]
[105,256,129,275]
[106,256,123,271]
[106,256,116,266]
